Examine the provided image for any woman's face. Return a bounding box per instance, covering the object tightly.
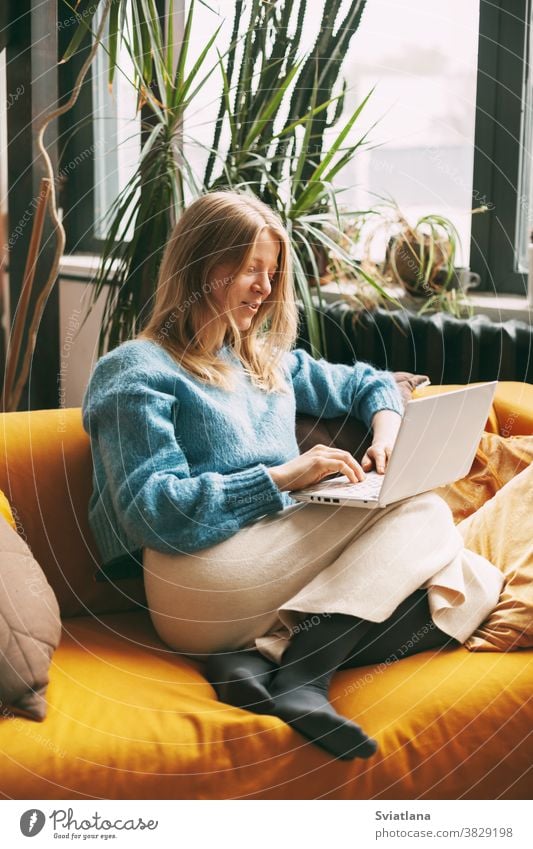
[209,228,280,337]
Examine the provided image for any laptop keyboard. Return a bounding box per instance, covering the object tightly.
[309,472,384,500]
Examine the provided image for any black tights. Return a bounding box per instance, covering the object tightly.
[206,589,457,760]
[339,589,457,669]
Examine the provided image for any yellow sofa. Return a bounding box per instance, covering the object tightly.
[0,383,532,800]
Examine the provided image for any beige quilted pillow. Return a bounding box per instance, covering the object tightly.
[0,515,61,720]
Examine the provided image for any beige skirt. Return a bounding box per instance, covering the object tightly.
[143,491,504,663]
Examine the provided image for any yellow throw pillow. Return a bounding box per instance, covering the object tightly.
[0,489,16,530]
[436,433,533,523]
[459,464,533,651]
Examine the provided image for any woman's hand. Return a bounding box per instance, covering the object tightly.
[361,409,403,474]
[268,444,366,492]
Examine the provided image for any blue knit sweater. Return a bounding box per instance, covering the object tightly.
[82,339,403,565]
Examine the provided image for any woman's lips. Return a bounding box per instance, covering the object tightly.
[241,302,260,312]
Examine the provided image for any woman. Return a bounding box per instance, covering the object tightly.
[82,190,503,761]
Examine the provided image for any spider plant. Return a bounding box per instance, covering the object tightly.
[360,199,481,318]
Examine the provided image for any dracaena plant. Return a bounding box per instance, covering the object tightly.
[65,0,390,355]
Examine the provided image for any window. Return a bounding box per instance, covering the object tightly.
[58,0,530,296]
[184,0,480,269]
[328,0,481,270]
[58,1,141,251]
[470,0,530,294]
[516,1,533,273]
[91,9,140,240]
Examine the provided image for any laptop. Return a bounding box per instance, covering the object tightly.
[290,381,497,510]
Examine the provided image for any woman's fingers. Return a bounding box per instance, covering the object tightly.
[280,445,369,491]
[338,461,365,483]
[317,446,366,482]
[361,452,371,468]
[373,448,387,474]
[363,444,392,474]
[314,452,365,484]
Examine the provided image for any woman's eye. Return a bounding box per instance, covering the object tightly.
[246,267,276,281]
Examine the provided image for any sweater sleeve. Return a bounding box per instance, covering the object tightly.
[283,348,403,428]
[82,357,286,555]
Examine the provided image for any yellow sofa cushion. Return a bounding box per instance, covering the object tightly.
[0,610,530,800]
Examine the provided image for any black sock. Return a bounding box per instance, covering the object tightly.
[268,613,378,760]
[340,590,457,669]
[206,649,277,714]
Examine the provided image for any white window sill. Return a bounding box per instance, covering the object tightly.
[467,292,532,324]
[315,281,533,324]
[59,253,120,281]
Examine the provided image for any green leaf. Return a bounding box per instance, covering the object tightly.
[139,0,170,102]
[174,23,223,108]
[128,1,149,88]
[174,0,194,90]
[241,60,302,151]
[165,0,174,82]
[296,229,328,355]
[130,0,152,88]
[217,49,237,149]
[290,87,374,216]
[61,0,100,64]
[107,0,121,88]
[272,93,342,140]
[291,64,319,202]
[292,249,324,356]
[304,222,391,301]
[321,129,371,183]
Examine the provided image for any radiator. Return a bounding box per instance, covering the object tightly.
[301,302,533,384]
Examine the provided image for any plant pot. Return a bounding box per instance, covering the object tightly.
[385,232,447,296]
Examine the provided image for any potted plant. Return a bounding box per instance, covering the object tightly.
[353,200,489,317]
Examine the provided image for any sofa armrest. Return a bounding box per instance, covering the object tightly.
[412,381,533,436]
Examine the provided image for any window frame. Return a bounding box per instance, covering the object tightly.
[58,0,168,254]
[57,6,98,254]
[470,0,530,294]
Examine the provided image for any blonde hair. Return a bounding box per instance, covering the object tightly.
[139,189,299,392]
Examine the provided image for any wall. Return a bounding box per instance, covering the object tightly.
[59,275,108,408]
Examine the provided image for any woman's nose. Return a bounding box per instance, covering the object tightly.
[252,272,271,296]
